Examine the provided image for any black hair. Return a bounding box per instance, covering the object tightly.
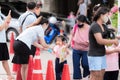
[77,15,90,24]
[106,18,111,25]
[55,35,68,43]
[93,7,110,21]
[39,17,49,25]
[27,1,42,10]
[27,2,36,9]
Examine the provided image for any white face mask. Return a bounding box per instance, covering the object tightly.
[103,15,109,23]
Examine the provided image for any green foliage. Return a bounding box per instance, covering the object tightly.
[111,1,118,28]
[111,12,118,28]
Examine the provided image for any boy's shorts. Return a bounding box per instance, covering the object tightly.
[88,55,106,71]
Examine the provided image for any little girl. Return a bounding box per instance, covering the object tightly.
[104,44,120,80]
[53,35,69,80]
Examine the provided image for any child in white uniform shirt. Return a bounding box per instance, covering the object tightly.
[0,10,14,80]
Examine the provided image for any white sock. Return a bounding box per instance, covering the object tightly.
[82,76,89,80]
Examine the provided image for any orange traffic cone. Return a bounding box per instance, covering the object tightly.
[35,48,40,55]
[12,63,19,74]
[9,32,14,54]
[46,60,55,80]
[16,65,22,80]
[32,54,43,80]
[26,55,33,80]
[61,64,70,80]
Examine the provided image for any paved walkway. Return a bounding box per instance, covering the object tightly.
[0,50,73,80]
[0,44,119,80]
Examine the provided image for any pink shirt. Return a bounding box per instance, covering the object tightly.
[106,46,119,71]
[53,45,67,58]
[72,24,89,51]
[67,15,75,19]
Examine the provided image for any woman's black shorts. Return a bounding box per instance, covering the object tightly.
[12,40,32,64]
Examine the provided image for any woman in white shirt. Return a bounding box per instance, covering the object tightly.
[12,18,51,80]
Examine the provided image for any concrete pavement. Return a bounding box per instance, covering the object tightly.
[0,43,119,80]
[0,49,73,80]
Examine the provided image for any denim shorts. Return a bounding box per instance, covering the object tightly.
[88,55,106,71]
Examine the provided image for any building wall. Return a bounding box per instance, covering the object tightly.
[41,0,50,12]
[41,0,56,13]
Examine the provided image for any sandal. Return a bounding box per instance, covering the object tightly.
[7,75,14,80]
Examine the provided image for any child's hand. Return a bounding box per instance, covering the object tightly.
[7,10,11,17]
[6,10,11,23]
[3,10,11,29]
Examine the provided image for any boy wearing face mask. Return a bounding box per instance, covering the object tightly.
[68,15,90,80]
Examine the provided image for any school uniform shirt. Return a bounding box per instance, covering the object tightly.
[16,25,44,49]
[0,17,6,43]
[0,17,10,60]
[106,46,119,71]
[18,11,37,31]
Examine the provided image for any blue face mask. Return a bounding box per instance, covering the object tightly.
[78,24,84,28]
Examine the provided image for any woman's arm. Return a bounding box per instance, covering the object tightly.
[67,31,74,47]
[39,38,50,48]
[76,9,80,16]
[33,41,44,49]
[66,48,70,55]
[106,47,119,54]
[106,45,120,54]
[26,16,42,28]
[94,33,119,46]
